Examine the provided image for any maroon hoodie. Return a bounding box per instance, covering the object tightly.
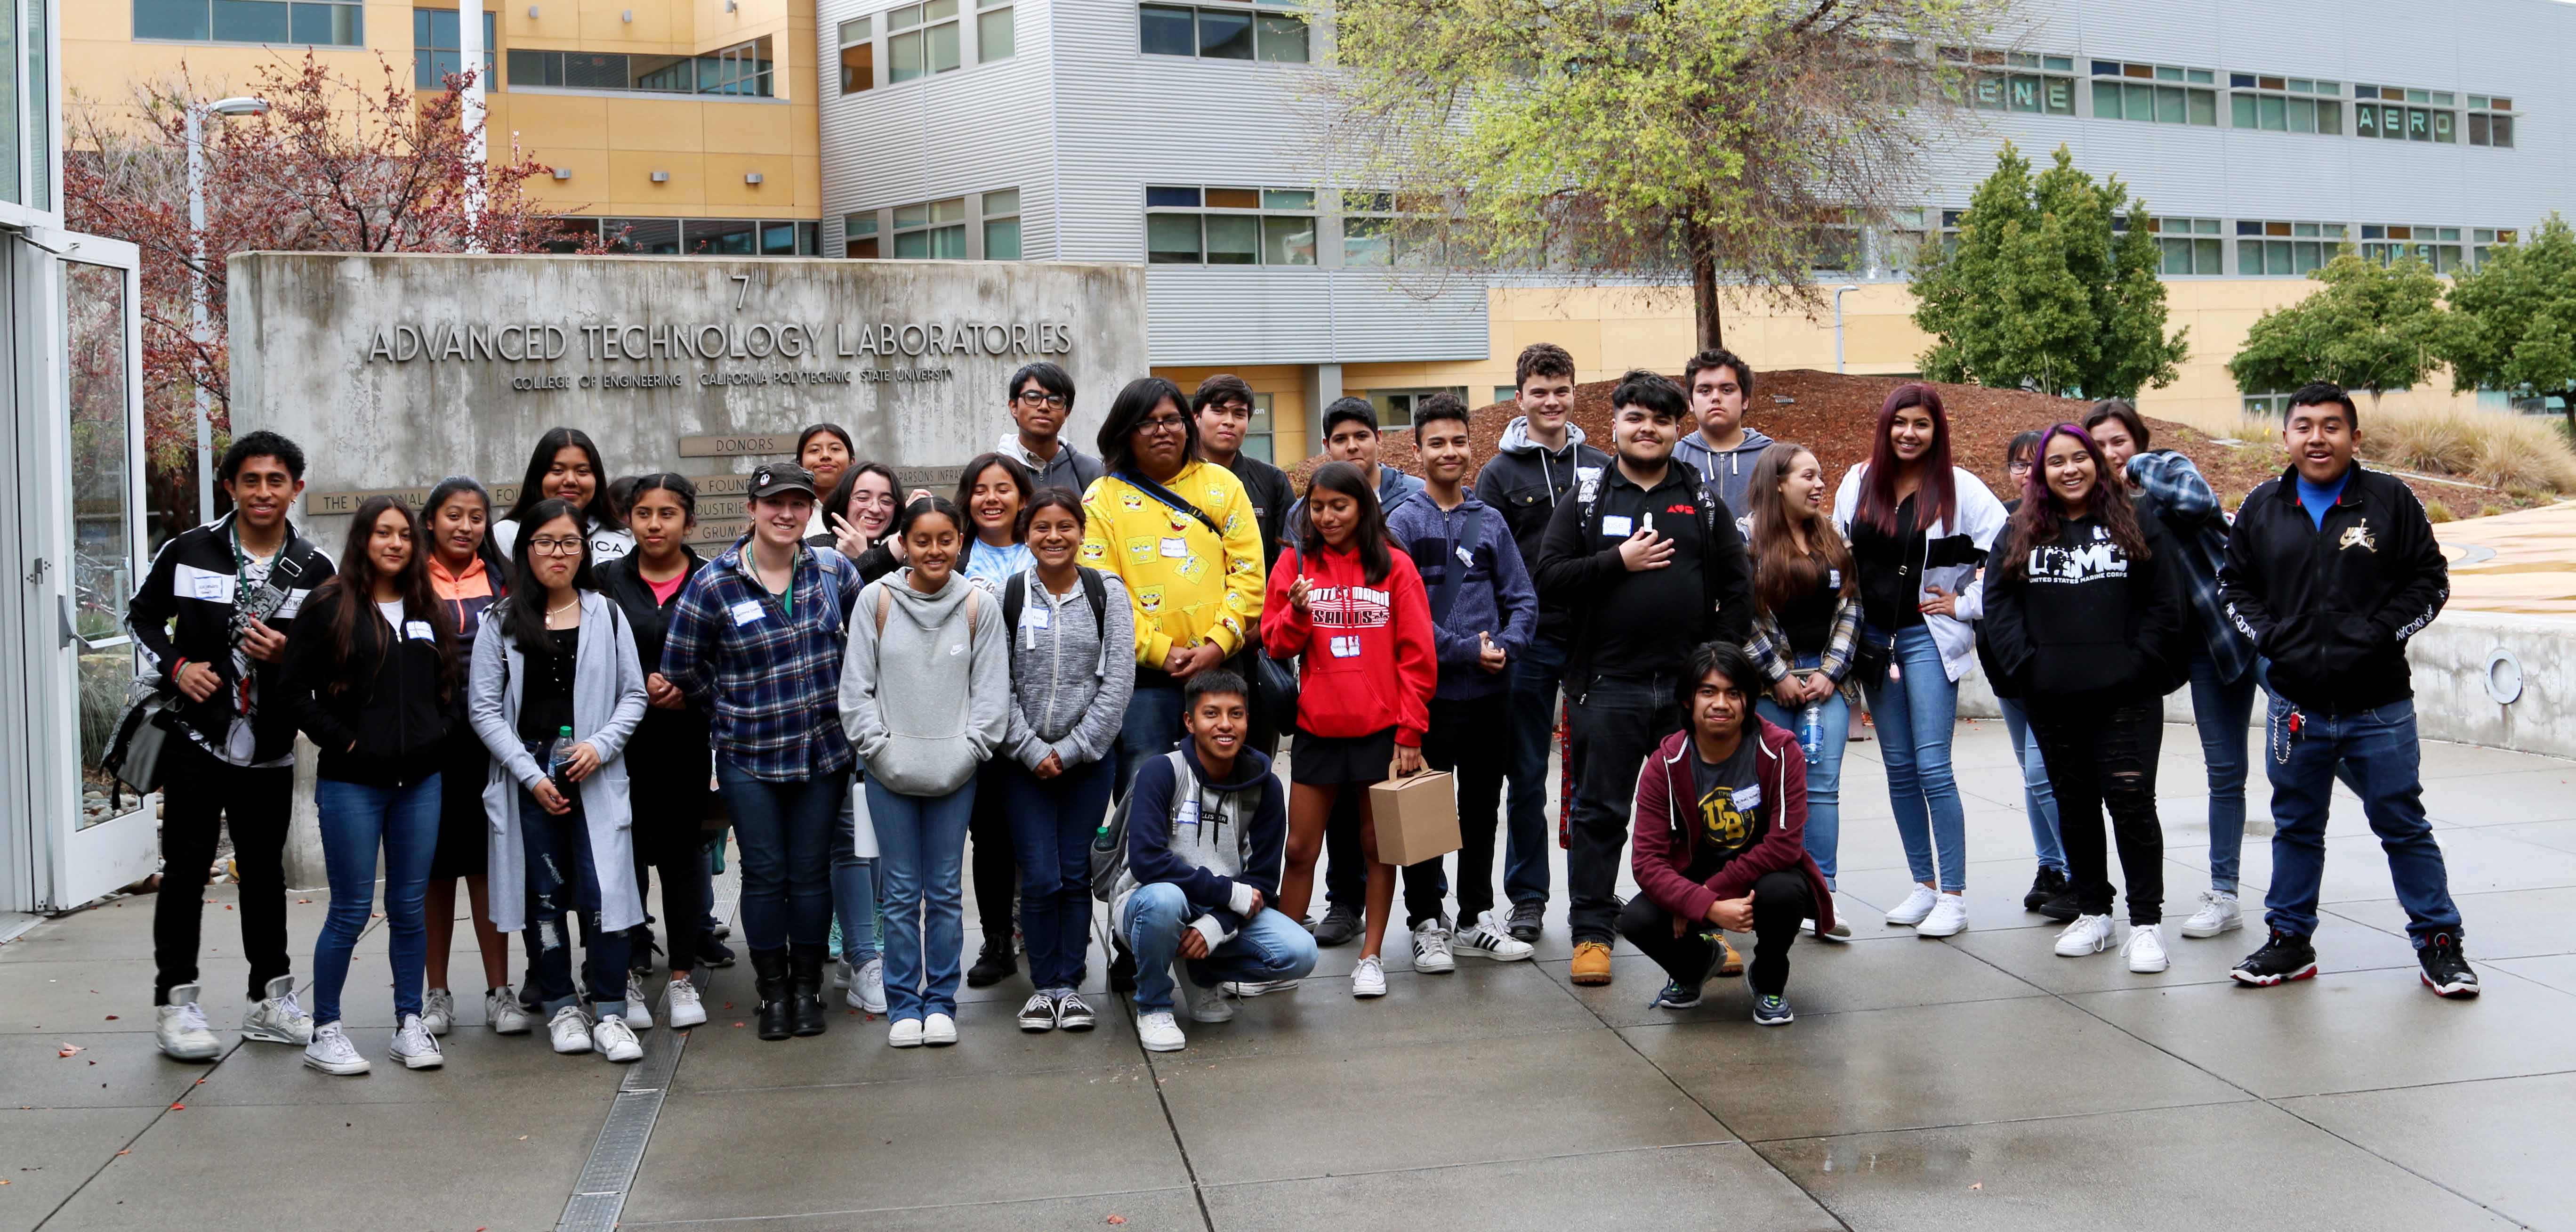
[1629,717,1836,933]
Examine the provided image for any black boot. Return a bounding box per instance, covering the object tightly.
[750,948,792,1041]
[966,937,1017,989]
[788,945,829,1037]
[2023,866,2069,913]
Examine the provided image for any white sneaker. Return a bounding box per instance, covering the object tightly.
[547,1005,594,1054]
[1173,961,1235,1024]
[1885,884,1940,926]
[591,1013,644,1062]
[302,1021,370,1075]
[156,985,221,1061]
[1136,1010,1187,1053]
[1454,910,1536,961]
[620,976,653,1032]
[421,988,455,1037]
[1411,919,1457,973]
[2053,914,2116,956]
[888,1018,925,1048]
[2179,890,2242,939]
[390,1013,444,1070]
[664,977,707,1029]
[2125,922,2170,973]
[922,1012,958,1046]
[1351,955,1387,998]
[487,987,536,1035]
[1223,978,1300,997]
[1915,892,1969,937]
[847,957,886,1014]
[242,975,314,1046]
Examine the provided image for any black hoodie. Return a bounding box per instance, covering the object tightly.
[1977,514,2186,704]
[278,587,455,786]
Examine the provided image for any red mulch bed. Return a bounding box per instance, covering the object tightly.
[1304,369,2511,521]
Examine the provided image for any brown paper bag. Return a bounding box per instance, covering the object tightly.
[1369,763,1461,867]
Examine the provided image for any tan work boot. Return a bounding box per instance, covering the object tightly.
[1570,940,1615,986]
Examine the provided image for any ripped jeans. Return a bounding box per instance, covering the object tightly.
[519,742,630,1019]
[2028,697,2166,925]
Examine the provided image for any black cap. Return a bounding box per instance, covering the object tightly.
[747,462,819,501]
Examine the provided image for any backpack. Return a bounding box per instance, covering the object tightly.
[873,584,980,639]
[1002,568,1108,646]
[1092,749,1189,901]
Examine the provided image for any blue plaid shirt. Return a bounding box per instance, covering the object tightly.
[2129,450,2254,684]
[659,542,861,782]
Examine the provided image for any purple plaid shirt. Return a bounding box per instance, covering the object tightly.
[659,542,861,782]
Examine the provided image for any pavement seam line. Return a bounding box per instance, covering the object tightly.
[1105,915,1223,1232]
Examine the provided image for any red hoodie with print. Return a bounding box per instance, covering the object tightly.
[1260,542,1438,746]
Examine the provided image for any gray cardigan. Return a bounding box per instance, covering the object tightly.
[468,590,651,934]
[1002,564,1136,771]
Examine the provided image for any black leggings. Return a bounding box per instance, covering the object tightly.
[628,780,709,974]
[1616,869,1812,996]
[2030,697,2165,925]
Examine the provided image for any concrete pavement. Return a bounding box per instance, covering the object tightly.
[5,721,2574,1231]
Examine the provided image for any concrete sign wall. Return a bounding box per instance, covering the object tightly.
[229,253,1148,546]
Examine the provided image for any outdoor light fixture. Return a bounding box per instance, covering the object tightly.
[552,167,573,181]
[622,8,633,21]
[650,170,670,182]
[744,171,764,185]
[528,5,539,16]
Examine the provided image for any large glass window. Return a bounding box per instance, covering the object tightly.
[2360,224,2464,273]
[1138,5,1308,63]
[1949,49,2076,115]
[845,211,879,258]
[982,188,1022,259]
[978,0,1015,63]
[1144,185,1317,266]
[589,218,820,256]
[2232,219,2347,275]
[414,8,498,89]
[2125,215,2222,275]
[2467,96,2515,148]
[1,0,18,206]
[2227,73,2340,135]
[2353,85,2455,143]
[839,16,875,92]
[137,0,362,45]
[509,37,772,96]
[2471,227,2518,266]
[2090,60,2217,125]
[888,0,962,83]
[893,197,969,258]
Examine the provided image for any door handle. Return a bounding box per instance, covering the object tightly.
[60,594,133,653]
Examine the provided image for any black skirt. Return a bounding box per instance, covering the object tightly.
[428,726,491,880]
[1288,725,1398,787]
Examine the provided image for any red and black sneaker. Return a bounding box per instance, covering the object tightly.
[2418,931,2480,999]
[2230,928,2318,987]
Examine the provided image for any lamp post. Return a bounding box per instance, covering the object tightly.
[1832,284,1862,375]
[186,96,270,526]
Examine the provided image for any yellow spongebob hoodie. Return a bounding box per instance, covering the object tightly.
[1079,462,1267,672]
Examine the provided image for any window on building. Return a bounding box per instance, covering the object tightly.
[893,197,969,258]
[509,37,772,96]
[414,9,497,89]
[2243,389,2294,417]
[845,212,879,258]
[2471,227,2518,265]
[1947,49,2077,115]
[2360,224,2464,272]
[2090,61,2217,125]
[1803,210,1864,272]
[1235,392,1278,463]
[2227,74,2341,135]
[888,0,963,83]
[2467,96,2515,148]
[1138,5,1309,63]
[589,218,819,256]
[982,189,1022,259]
[2120,216,2222,275]
[137,0,363,45]
[696,40,774,96]
[1143,186,1317,266]
[1880,208,1964,273]
[2352,85,2455,142]
[839,16,876,93]
[1366,389,1464,432]
[978,0,1016,62]
[2233,219,2346,275]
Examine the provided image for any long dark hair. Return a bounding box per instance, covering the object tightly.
[1296,461,1392,585]
[312,495,456,698]
[424,475,510,584]
[502,427,618,530]
[501,499,599,650]
[1096,377,1198,476]
[1745,442,1855,617]
[821,460,901,536]
[953,453,1035,546]
[1997,423,2152,584]
[1857,384,1957,538]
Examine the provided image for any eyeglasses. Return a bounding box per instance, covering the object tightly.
[1014,390,1069,409]
[530,538,586,556]
[1138,414,1189,436]
[2008,460,2033,474]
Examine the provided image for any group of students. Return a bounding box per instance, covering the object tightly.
[129,343,2480,1075]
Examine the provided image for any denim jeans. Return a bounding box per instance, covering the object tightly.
[1566,672,1682,943]
[1859,624,1967,891]
[1119,883,1319,1014]
[716,760,844,953]
[2262,694,2461,945]
[311,774,442,1027]
[516,755,631,1017]
[1995,697,2065,874]
[830,785,879,967]
[1755,653,1852,890]
[2188,652,2260,894]
[1500,632,1569,907]
[1116,683,1186,800]
[1001,755,1115,993]
[869,776,977,1022]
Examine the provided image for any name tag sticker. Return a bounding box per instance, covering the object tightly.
[1159,537,1191,559]
[728,599,766,627]
[1601,515,1634,538]
[1329,634,1363,658]
[1455,544,1475,567]
[1737,783,1763,811]
[1827,568,1843,589]
[404,620,435,641]
[194,575,230,601]
[1022,607,1052,630]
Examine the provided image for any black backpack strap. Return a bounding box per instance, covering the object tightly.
[1079,566,1109,637]
[1002,572,1027,636]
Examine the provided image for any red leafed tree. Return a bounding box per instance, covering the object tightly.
[64,52,594,531]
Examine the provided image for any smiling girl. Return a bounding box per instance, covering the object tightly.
[1741,443,1858,931]
[496,428,633,563]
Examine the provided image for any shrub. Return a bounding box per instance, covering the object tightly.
[2425,501,2454,523]
[2368,407,2576,494]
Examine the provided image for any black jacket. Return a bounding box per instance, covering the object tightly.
[1977,515,2187,703]
[596,551,715,793]
[1474,424,1610,643]
[126,513,337,762]
[1533,461,1753,682]
[279,586,456,786]
[2220,463,2446,713]
[1218,452,1295,567]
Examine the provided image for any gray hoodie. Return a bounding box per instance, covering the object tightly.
[1673,425,1776,520]
[838,569,1011,796]
[1003,564,1136,771]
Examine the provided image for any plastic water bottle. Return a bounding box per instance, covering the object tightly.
[1798,702,1823,765]
[547,725,577,796]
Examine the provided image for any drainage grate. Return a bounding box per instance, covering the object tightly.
[556,1030,686,1232]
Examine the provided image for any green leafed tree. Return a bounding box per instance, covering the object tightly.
[2227,249,2447,404]
[1321,0,2003,351]
[1910,142,2186,398]
[2439,213,2576,433]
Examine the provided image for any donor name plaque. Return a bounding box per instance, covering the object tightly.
[228,252,1147,545]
